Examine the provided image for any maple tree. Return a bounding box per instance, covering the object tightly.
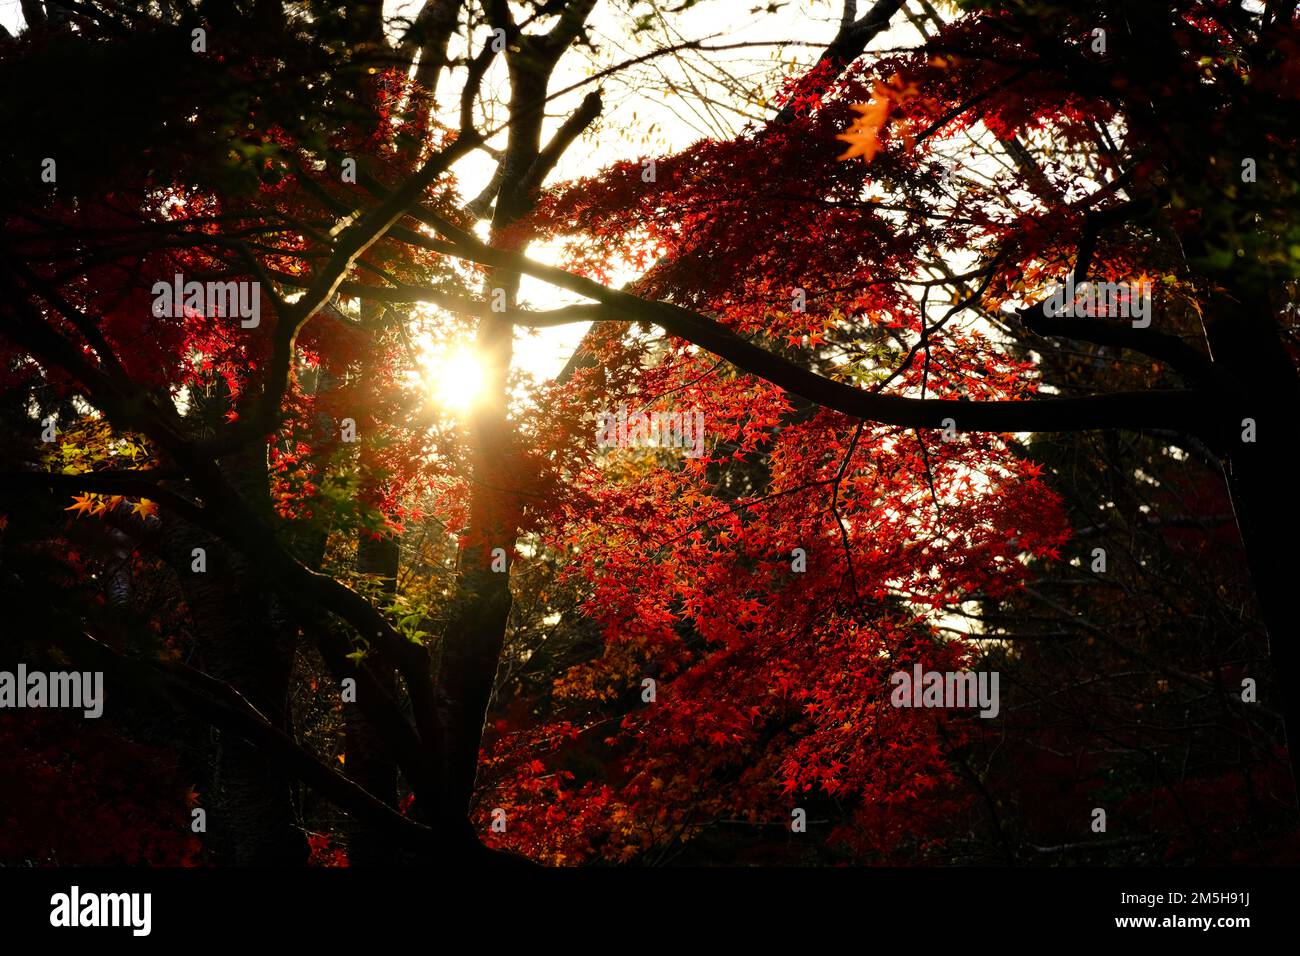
[1,0,1297,867]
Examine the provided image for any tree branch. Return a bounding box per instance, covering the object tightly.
[64,629,442,853]
[1019,302,1217,386]
[366,187,1220,438]
[202,133,480,456]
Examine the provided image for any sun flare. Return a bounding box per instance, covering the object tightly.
[425,345,487,413]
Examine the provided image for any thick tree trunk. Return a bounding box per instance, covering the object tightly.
[1205,288,1300,797]
[428,9,602,848]
[434,546,515,833]
[162,390,307,865]
[431,60,549,836]
[163,512,306,864]
[345,531,402,864]
[432,305,519,836]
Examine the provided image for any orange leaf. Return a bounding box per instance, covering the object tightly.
[131,498,159,519]
[65,494,98,517]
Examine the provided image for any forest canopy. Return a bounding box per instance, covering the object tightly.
[1,0,1298,867]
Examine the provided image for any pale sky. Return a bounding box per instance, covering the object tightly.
[2,1,927,380]
[417,0,922,380]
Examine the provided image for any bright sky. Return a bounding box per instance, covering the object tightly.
[2,1,927,381]
[419,0,924,380]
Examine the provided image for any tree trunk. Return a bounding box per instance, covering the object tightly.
[345,531,402,864]
[1205,286,1300,797]
[162,387,307,865]
[163,512,306,864]
[430,60,549,838]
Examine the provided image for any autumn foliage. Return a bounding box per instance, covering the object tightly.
[2,0,1298,867]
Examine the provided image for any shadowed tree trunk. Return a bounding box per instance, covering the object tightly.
[1202,282,1300,787]
[345,530,401,864]
[160,400,307,864]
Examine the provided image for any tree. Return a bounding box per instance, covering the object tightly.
[2,0,1296,866]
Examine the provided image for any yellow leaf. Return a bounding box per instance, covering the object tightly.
[131,498,159,519]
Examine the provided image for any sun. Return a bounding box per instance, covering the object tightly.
[425,345,487,413]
